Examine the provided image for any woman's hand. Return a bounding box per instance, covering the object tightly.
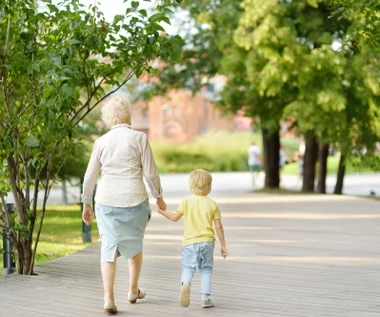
[156,197,167,211]
[82,204,94,226]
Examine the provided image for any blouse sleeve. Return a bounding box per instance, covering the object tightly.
[141,134,162,198]
[81,140,101,205]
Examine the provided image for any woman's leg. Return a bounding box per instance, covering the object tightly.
[101,250,118,302]
[129,251,143,293]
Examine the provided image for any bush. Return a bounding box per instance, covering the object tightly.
[157,148,215,173]
[152,131,260,173]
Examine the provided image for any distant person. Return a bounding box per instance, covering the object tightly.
[279,144,287,184]
[81,96,167,315]
[158,169,228,309]
[279,144,287,170]
[247,142,262,185]
[297,152,304,187]
[297,140,305,187]
[299,140,306,157]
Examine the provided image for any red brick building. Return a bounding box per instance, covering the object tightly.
[131,87,252,142]
[130,75,252,142]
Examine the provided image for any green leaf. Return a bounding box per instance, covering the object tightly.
[43,86,56,99]
[113,14,124,23]
[68,39,81,46]
[135,67,143,78]
[149,13,165,23]
[139,9,147,17]
[151,23,165,32]
[26,137,40,147]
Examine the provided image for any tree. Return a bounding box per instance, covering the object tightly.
[324,0,380,50]
[236,0,379,194]
[332,47,380,194]
[0,0,182,274]
[150,0,286,188]
[284,10,380,193]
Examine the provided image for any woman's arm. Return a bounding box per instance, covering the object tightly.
[81,142,101,226]
[141,134,166,208]
[81,141,101,206]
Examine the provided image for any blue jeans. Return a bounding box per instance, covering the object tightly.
[181,241,214,295]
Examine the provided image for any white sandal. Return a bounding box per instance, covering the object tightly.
[104,300,117,315]
[128,288,146,304]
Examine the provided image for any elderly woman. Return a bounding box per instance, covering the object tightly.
[81,96,166,315]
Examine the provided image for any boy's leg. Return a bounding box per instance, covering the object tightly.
[181,244,197,284]
[198,242,214,305]
[180,244,197,307]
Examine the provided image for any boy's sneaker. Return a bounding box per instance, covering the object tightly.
[202,299,214,308]
[179,282,191,307]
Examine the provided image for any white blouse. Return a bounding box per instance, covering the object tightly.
[81,124,162,207]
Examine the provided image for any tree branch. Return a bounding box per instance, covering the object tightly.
[72,67,139,127]
[0,193,9,226]
[3,16,12,117]
[69,76,107,124]
[7,156,28,225]
[30,155,54,274]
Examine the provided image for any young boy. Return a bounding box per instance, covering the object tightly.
[158,169,228,308]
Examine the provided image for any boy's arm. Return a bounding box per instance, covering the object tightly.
[158,208,183,222]
[214,218,228,258]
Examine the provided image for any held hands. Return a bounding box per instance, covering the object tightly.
[156,196,167,211]
[82,205,94,226]
[221,246,229,259]
[157,207,165,214]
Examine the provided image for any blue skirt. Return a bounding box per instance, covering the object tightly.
[95,199,151,263]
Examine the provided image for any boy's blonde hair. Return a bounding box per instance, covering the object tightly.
[189,169,212,196]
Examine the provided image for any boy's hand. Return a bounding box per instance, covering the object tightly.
[221,247,228,259]
[157,207,165,214]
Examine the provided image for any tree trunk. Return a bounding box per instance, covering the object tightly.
[302,136,318,192]
[14,231,34,274]
[262,128,280,189]
[62,179,68,205]
[317,144,329,193]
[334,154,346,194]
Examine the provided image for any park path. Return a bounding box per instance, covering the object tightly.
[1,191,380,317]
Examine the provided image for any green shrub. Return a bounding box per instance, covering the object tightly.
[152,131,260,173]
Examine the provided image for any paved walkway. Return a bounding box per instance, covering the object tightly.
[1,193,380,317]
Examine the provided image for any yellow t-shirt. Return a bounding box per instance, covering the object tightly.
[177,195,222,246]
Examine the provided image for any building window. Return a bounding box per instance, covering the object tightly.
[142,107,148,118]
[174,107,180,117]
[162,104,170,117]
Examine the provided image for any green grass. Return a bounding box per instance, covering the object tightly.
[0,205,98,275]
[282,156,374,175]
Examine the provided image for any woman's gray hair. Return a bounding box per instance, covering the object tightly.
[101,96,132,127]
